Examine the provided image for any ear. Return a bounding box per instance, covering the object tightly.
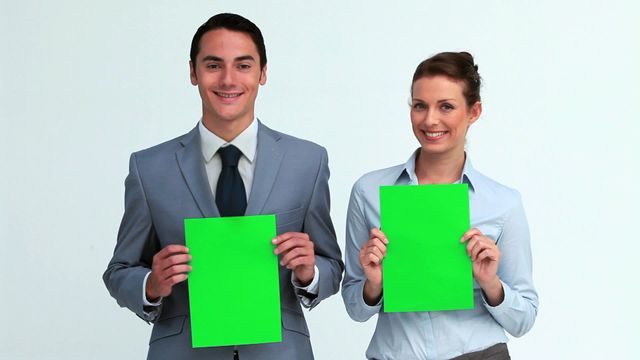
[259,64,267,85]
[189,60,198,85]
[468,101,482,125]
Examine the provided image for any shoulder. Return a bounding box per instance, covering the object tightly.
[352,164,405,197]
[470,168,522,209]
[261,123,327,161]
[133,131,192,157]
[131,128,196,161]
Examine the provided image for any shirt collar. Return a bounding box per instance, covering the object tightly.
[399,149,477,191]
[198,118,258,163]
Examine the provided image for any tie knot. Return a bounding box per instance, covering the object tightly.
[218,145,242,167]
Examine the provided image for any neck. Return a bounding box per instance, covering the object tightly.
[202,113,254,143]
[415,148,465,184]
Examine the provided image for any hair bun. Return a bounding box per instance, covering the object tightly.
[412,51,482,105]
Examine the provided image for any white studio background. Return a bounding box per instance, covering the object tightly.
[1,1,638,359]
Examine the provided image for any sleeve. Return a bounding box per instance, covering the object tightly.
[142,271,162,318]
[103,153,162,323]
[291,265,320,307]
[341,181,382,322]
[297,147,344,309]
[482,192,539,337]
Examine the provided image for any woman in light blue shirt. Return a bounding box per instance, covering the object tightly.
[342,52,538,360]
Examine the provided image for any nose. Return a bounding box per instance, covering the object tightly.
[220,67,235,88]
[424,108,439,127]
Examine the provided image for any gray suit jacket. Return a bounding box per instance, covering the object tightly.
[103,122,344,360]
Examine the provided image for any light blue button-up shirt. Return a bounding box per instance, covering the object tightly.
[342,151,538,360]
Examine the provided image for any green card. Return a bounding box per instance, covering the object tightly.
[184,215,281,348]
[380,184,473,312]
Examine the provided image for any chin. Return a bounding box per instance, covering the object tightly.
[419,144,448,154]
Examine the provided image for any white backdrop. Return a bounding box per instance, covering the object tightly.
[2,1,639,359]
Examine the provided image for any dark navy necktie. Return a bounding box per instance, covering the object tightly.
[215,145,247,217]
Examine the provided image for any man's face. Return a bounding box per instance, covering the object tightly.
[190,29,267,127]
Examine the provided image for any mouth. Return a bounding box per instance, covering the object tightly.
[423,130,448,140]
[214,91,243,100]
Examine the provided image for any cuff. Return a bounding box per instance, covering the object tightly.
[482,279,513,314]
[358,279,382,312]
[291,265,320,294]
[292,265,320,308]
[142,271,163,307]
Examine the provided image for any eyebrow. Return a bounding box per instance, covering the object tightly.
[235,55,256,62]
[201,55,256,62]
[411,98,458,103]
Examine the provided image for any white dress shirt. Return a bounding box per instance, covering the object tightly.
[198,119,257,199]
[143,118,319,315]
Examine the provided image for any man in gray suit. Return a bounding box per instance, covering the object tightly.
[103,13,343,360]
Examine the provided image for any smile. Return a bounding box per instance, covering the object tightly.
[214,91,242,98]
[425,131,447,138]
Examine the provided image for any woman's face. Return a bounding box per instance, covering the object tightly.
[410,75,481,157]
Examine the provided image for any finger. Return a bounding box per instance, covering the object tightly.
[359,247,373,266]
[286,256,314,269]
[470,241,489,261]
[367,252,382,265]
[368,246,384,262]
[460,228,482,243]
[473,239,499,261]
[162,264,192,280]
[369,238,388,256]
[159,253,192,271]
[166,273,188,286]
[272,232,309,245]
[470,236,496,260]
[476,248,498,262]
[280,247,311,266]
[359,246,368,260]
[275,238,310,255]
[466,236,480,255]
[157,244,190,258]
[370,228,388,244]
[274,237,312,255]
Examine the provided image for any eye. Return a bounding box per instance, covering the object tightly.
[412,102,426,111]
[205,63,221,70]
[440,103,455,111]
[237,63,252,71]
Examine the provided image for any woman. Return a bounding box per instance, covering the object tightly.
[342,52,538,360]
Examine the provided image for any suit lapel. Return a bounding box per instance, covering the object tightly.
[176,126,219,218]
[246,121,284,215]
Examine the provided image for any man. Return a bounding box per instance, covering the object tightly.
[103,13,343,360]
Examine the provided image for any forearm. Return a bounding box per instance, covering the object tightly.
[342,277,381,322]
[484,193,538,336]
[304,255,341,305]
[484,280,538,337]
[103,263,152,318]
[479,276,504,307]
[301,148,343,307]
[342,181,381,321]
[363,279,382,306]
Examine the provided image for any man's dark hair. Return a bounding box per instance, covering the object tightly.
[190,13,267,70]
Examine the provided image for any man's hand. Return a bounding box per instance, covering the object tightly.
[146,244,191,302]
[272,232,315,286]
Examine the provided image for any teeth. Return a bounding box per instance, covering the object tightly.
[216,92,241,98]
[425,131,446,137]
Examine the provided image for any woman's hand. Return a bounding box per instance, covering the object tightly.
[359,228,388,305]
[461,228,504,306]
